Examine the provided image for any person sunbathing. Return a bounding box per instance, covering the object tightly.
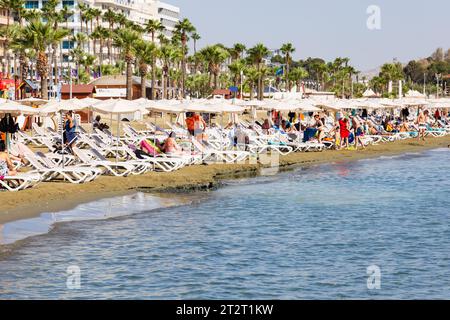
[0,140,17,177]
[161,132,183,155]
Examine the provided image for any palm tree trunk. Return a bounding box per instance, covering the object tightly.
[140,67,147,98]
[126,60,133,100]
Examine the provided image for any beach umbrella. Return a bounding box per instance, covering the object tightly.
[18,97,48,106]
[93,99,150,161]
[38,99,88,169]
[0,101,40,115]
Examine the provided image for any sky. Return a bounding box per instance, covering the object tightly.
[168,0,449,72]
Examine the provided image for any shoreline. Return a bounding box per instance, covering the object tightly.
[1,135,449,225]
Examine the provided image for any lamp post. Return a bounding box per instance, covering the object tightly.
[68,55,73,99]
[240,70,244,99]
[435,73,441,98]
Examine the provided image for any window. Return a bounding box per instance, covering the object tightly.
[62,1,75,8]
[25,1,39,9]
[62,41,74,50]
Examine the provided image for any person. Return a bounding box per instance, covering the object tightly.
[261,119,271,134]
[416,110,428,141]
[338,117,350,150]
[186,112,206,137]
[434,109,441,121]
[0,140,17,177]
[401,107,410,122]
[351,116,366,150]
[313,114,325,143]
[161,132,182,155]
[281,119,295,133]
[93,115,109,131]
[64,111,78,152]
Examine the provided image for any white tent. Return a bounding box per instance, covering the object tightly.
[362,89,379,98]
[405,90,426,98]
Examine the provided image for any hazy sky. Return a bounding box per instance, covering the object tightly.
[168,0,449,71]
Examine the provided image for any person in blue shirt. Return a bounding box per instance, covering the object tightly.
[64,111,78,151]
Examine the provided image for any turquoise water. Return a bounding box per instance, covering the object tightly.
[0,149,449,299]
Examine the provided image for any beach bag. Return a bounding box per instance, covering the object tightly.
[140,139,161,156]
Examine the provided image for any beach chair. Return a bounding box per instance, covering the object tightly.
[20,148,99,184]
[191,138,249,163]
[0,173,41,192]
[72,147,145,177]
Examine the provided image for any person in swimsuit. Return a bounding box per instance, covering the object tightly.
[416,110,428,141]
[351,116,366,150]
[0,140,17,177]
[313,114,325,143]
[161,132,182,155]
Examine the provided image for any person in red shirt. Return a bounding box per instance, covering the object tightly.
[338,117,350,150]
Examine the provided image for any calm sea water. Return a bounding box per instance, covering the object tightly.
[0,148,449,299]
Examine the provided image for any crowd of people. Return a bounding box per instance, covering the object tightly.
[258,107,449,150]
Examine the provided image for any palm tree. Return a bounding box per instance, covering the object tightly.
[134,40,157,98]
[159,44,180,99]
[42,0,63,91]
[174,18,196,98]
[60,5,73,29]
[145,19,165,100]
[77,2,88,34]
[288,67,308,92]
[244,66,259,100]
[15,18,69,99]
[113,28,140,100]
[200,45,230,89]
[228,59,245,95]
[103,9,116,62]
[229,43,246,61]
[0,0,25,77]
[191,32,201,54]
[280,43,295,91]
[247,43,269,100]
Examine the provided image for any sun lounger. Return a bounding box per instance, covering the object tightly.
[0,173,41,192]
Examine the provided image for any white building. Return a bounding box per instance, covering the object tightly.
[157,1,180,38]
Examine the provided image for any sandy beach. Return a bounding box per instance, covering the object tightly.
[1,135,449,225]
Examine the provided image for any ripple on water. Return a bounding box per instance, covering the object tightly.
[0,149,449,299]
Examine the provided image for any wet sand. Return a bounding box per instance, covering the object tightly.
[1,135,449,224]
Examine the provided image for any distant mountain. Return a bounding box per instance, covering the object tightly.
[359,67,381,80]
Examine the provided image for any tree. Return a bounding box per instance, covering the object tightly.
[200,45,230,89]
[191,32,201,54]
[244,66,259,100]
[229,43,246,61]
[113,28,141,100]
[228,59,245,94]
[0,0,25,76]
[431,48,444,62]
[103,9,116,62]
[280,43,295,91]
[134,40,157,98]
[174,18,196,98]
[15,18,69,99]
[159,44,181,99]
[247,43,269,100]
[145,19,165,99]
[288,67,308,92]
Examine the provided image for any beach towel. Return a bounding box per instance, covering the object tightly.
[140,139,161,156]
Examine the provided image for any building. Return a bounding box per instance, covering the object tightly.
[0,7,11,77]
[0,0,179,98]
[157,1,180,38]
